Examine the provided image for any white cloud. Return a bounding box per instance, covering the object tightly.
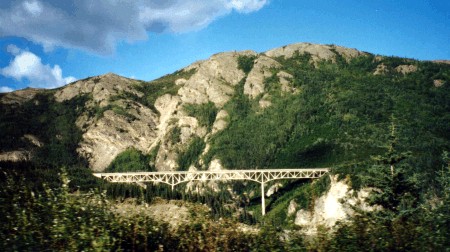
[0,0,268,54]
[6,44,21,55]
[1,46,77,89]
[0,86,14,93]
[228,0,268,13]
[23,0,43,16]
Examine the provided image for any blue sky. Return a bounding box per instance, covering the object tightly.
[1,0,449,92]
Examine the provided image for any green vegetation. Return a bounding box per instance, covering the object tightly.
[199,51,449,249]
[91,68,196,117]
[92,102,138,121]
[0,92,98,190]
[0,92,88,167]
[168,125,182,144]
[177,137,206,171]
[264,176,331,226]
[207,52,450,185]
[184,101,218,130]
[106,148,154,172]
[117,68,196,113]
[1,49,449,250]
[317,153,450,251]
[237,54,258,74]
[0,171,301,251]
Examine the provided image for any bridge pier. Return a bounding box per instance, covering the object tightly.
[93,168,329,217]
[261,182,266,216]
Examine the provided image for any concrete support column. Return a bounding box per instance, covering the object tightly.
[261,182,266,216]
[171,175,175,191]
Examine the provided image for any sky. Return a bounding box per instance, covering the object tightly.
[0,0,449,92]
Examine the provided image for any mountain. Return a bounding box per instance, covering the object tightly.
[1,43,448,174]
[1,42,449,250]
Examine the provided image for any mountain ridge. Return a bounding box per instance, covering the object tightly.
[1,42,448,173]
[1,42,449,247]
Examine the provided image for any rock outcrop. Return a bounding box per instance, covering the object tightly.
[265,43,365,62]
[0,88,41,106]
[0,150,31,162]
[178,51,252,107]
[78,103,158,171]
[395,64,417,74]
[54,73,142,106]
[244,55,281,98]
[293,176,378,234]
[3,42,429,172]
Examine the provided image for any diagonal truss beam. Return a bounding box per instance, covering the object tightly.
[94,168,330,216]
[93,168,329,187]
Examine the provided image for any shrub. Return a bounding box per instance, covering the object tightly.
[106,148,153,172]
[237,55,257,74]
[177,137,206,171]
[184,101,218,130]
[168,126,182,145]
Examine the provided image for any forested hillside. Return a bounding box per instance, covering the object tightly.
[1,43,449,251]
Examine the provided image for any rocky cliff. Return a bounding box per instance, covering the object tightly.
[1,42,448,229]
[57,43,369,171]
[1,42,443,172]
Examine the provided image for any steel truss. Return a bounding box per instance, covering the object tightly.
[93,168,329,215]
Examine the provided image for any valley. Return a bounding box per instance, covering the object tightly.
[1,43,449,251]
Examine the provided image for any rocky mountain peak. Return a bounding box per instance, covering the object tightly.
[0,88,42,106]
[179,51,255,107]
[3,42,447,172]
[54,72,141,106]
[264,42,366,61]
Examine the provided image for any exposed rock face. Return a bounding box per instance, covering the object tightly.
[146,202,190,228]
[301,176,349,227]
[266,183,283,197]
[78,103,158,171]
[1,42,413,172]
[288,200,298,216]
[179,51,252,107]
[258,94,272,108]
[277,71,295,93]
[53,73,159,171]
[113,199,191,229]
[294,175,377,233]
[434,79,445,87]
[432,60,450,65]
[54,73,142,106]
[265,42,365,62]
[0,88,41,106]
[22,134,43,147]
[211,110,229,134]
[0,150,31,162]
[244,55,281,98]
[155,94,182,138]
[374,63,389,75]
[395,64,417,74]
[209,159,224,171]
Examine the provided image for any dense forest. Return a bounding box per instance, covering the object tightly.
[0,48,449,251]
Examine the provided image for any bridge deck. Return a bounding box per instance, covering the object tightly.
[93,168,329,186]
[93,168,330,216]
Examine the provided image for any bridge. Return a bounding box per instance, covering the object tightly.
[93,168,329,215]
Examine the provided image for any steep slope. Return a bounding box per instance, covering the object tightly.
[1,42,449,251]
[1,42,449,176]
[55,73,159,171]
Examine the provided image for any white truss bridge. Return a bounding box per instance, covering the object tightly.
[93,168,329,215]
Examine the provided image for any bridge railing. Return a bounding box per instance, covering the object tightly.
[93,168,330,215]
